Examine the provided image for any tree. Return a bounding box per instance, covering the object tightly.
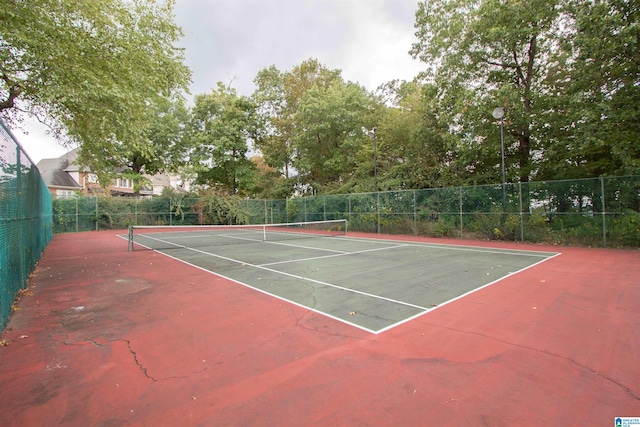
[294,79,376,192]
[252,65,292,179]
[253,59,345,188]
[375,80,452,190]
[0,0,191,175]
[253,59,376,195]
[249,155,291,199]
[564,0,640,176]
[411,0,565,184]
[69,95,190,196]
[187,83,260,195]
[120,96,191,195]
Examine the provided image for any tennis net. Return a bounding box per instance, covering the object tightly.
[127,219,348,251]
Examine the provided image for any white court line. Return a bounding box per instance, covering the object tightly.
[226,236,349,256]
[137,234,431,312]
[334,235,560,258]
[259,244,409,267]
[246,238,350,254]
[166,234,260,242]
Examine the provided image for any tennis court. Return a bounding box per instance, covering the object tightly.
[2,229,639,426]
[127,220,559,333]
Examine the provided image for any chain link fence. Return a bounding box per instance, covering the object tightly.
[53,175,640,248]
[0,119,53,330]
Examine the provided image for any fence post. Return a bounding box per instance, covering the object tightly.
[414,189,418,235]
[16,144,22,195]
[459,186,463,238]
[169,198,173,226]
[75,198,79,232]
[376,191,380,234]
[601,176,607,248]
[95,197,98,231]
[519,182,524,242]
[325,196,328,221]
[15,145,24,279]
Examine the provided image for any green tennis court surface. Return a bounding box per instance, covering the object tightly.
[127,224,559,333]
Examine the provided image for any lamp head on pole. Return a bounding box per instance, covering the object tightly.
[492,107,504,120]
[363,127,377,139]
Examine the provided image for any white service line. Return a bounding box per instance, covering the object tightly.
[259,243,410,267]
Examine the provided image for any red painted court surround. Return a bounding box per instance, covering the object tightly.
[0,230,638,426]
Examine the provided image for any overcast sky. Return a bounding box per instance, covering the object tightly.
[17,0,424,164]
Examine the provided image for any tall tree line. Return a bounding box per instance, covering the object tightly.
[2,0,638,198]
[136,0,640,197]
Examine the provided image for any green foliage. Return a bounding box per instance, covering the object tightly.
[286,198,299,220]
[412,0,554,182]
[409,0,640,185]
[294,80,375,191]
[375,81,451,189]
[186,83,259,195]
[253,59,377,195]
[4,1,637,201]
[428,216,458,238]
[54,200,71,230]
[609,213,640,246]
[562,0,640,176]
[1,0,191,180]
[521,213,551,242]
[192,193,248,225]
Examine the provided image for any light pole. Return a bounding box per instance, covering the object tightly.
[492,107,506,218]
[365,127,380,233]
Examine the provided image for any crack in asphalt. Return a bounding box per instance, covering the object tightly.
[62,338,207,382]
[123,339,158,382]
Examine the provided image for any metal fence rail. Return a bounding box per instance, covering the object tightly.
[0,119,53,330]
[53,175,640,248]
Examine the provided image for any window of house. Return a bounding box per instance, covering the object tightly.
[56,190,75,199]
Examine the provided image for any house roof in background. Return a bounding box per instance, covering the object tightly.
[36,148,83,189]
[150,174,171,187]
[36,148,184,195]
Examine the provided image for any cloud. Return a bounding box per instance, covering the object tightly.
[174,0,423,96]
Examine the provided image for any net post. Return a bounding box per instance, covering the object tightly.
[128,226,133,252]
